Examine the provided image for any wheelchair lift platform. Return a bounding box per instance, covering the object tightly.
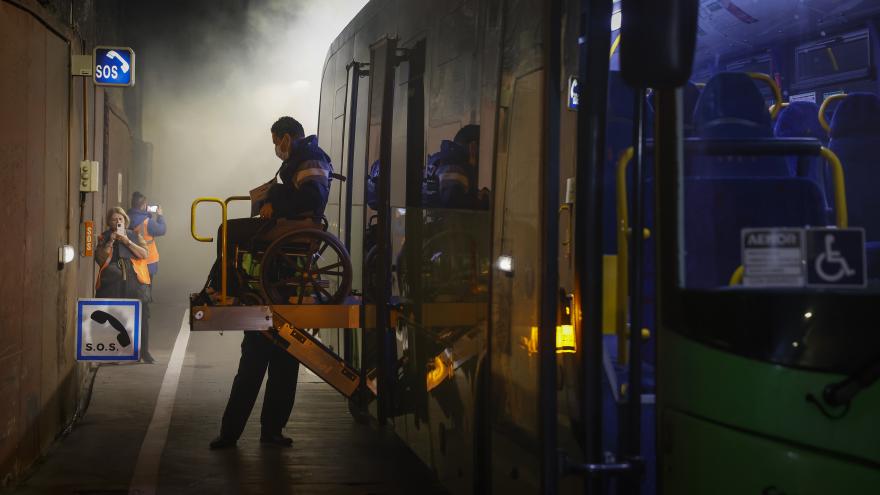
[190,297,486,400]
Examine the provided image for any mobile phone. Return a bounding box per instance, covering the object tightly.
[147,205,158,213]
[116,222,125,236]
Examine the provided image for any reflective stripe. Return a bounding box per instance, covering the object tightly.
[134,218,160,264]
[295,167,330,184]
[439,172,470,189]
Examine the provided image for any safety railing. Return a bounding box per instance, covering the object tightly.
[746,72,783,119]
[615,139,850,299]
[819,93,847,133]
[190,196,253,306]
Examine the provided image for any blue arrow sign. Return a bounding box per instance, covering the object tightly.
[94,47,135,87]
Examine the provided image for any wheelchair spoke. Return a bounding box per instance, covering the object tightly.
[311,281,333,301]
[316,261,343,272]
[318,241,331,256]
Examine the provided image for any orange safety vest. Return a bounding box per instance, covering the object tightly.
[95,233,152,288]
[133,217,160,265]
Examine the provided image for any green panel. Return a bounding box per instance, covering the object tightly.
[660,330,880,465]
[662,408,880,494]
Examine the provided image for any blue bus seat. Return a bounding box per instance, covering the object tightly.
[690,72,789,177]
[682,176,828,288]
[828,93,880,243]
[774,101,833,212]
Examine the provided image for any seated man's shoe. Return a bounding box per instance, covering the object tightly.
[209,435,237,450]
[259,434,293,447]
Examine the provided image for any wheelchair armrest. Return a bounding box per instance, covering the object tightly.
[287,213,329,231]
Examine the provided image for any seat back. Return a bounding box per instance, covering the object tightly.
[828,93,880,242]
[690,72,789,177]
[774,101,832,209]
[683,177,828,288]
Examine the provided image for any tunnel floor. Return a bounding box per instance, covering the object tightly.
[10,302,446,495]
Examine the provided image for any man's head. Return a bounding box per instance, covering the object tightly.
[131,191,147,211]
[271,116,305,161]
[453,124,480,167]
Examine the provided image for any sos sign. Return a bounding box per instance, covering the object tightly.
[93,47,135,87]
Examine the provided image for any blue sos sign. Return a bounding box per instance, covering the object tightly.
[93,47,135,87]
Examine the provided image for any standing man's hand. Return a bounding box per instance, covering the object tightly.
[259,203,274,219]
[156,205,163,217]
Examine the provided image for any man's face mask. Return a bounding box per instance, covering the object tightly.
[275,135,290,161]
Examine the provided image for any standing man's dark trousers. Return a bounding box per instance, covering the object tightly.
[220,331,300,441]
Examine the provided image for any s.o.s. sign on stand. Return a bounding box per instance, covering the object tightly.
[77,299,141,361]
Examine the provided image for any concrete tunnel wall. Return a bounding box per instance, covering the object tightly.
[0,0,147,485]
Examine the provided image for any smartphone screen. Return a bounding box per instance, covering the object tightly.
[147,205,158,213]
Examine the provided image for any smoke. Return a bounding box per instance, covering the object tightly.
[130,0,367,302]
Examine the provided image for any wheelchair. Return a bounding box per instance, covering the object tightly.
[229,215,353,306]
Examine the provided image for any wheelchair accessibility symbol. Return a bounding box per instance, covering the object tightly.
[806,228,866,287]
[815,234,856,282]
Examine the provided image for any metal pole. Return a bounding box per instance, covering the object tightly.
[575,0,613,493]
[620,88,647,494]
[540,0,562,491]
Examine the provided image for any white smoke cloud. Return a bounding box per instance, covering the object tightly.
[138,0,367,302]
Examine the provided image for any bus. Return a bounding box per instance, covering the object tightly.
[310,0,880,492]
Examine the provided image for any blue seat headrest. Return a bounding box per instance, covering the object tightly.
[693,72,773,138]
[829,93,880,139]
[774,101,825,141]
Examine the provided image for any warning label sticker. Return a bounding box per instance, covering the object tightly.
[742,228,805,287]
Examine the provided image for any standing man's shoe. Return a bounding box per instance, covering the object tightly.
[259,434,293,447]
[209,436,237,450]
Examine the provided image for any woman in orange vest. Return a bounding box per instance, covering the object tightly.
[96,207,153,362]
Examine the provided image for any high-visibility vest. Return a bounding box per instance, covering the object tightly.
[95,233,152,288]
[133,217,160,265]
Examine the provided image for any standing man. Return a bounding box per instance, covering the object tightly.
[128,192,167,364]
[209,116,333,449]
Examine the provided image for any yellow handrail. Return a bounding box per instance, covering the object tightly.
[191,197,229,305]
[769,102,789,115]
[729,266,744,286]
[610,34,621,59]
[616,147,635,363]
[819,93,847,133]
[820,147,848,228]
[747,72,783,119]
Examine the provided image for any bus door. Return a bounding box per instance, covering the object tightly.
[360,36,399,425]
[549,0,701,494]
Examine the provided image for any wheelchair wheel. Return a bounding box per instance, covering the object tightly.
[259,229,352,305]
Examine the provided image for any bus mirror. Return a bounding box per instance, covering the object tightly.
[620,0,699,88]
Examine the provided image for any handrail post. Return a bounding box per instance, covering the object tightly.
[191,197,230,305]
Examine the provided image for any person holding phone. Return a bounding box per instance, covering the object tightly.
[95,207,153,362]
[128,191,167,279]
[128,193,166,364]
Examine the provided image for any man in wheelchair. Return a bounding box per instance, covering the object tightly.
[206,116,336,450]
[199,116,335,305]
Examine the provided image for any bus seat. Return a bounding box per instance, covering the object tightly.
[683,177,828,288]
[690,72,789,177]
[774,101,832,210]
[828,93,880,242]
